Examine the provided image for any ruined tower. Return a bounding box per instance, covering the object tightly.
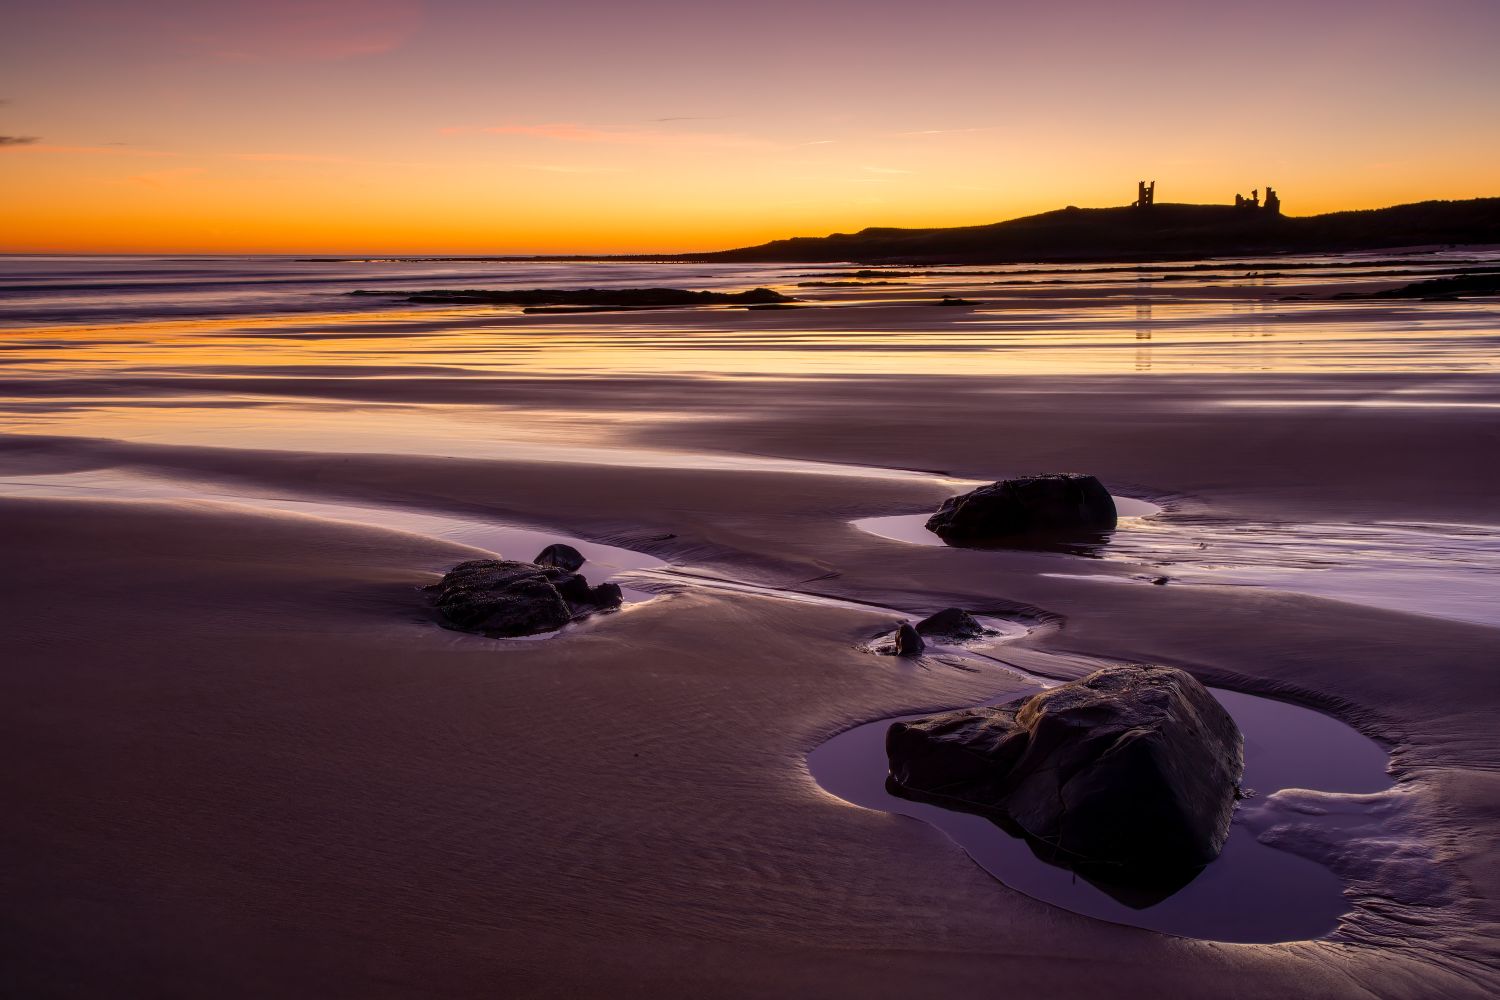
[1135,180,1156,209]
[1236,186,1281,214]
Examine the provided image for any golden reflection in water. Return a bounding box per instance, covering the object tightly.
[1133,302,1153,372]
[3,272,1500,457]
[5,298,1500,383]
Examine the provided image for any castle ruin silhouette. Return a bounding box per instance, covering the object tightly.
[1134,180,1281,215]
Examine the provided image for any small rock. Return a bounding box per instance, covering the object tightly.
[894,623,926,657]
[534,543,586,572]
[586,581,623,607]
[915,608,987,640]
[429,558,622,638]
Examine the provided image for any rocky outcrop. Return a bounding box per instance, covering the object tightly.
[925,474,1116,545]
[351,287,793,308]
[886,665,1243,874]
[429,558,622,638]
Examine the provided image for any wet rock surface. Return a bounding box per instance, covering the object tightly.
[870,609,998,656]
[534,543,585,572]
[886,665,1243,875]
[894,623,925,657]
[914,608,988,640]
[925,473,1117,545]
[429,557,622,638]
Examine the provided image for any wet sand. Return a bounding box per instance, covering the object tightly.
[2,255,1498,997]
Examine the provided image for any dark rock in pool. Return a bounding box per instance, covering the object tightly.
[534,543,586,572]
[914,607,987,640]
[428,558,622,638]
[894,622,926,657]
[925,473,1116,545]
[886,665,1243,874]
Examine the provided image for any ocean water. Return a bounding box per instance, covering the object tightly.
[808,683,1392,943]
[3,251,1499,615]
[4,252,1500,376]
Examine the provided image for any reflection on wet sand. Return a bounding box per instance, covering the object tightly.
[3,253,1499,996]
[4,252,1500,386]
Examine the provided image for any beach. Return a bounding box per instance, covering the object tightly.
[2,255,1498,997]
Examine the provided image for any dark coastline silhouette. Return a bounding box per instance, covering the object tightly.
[693,195,1500,265]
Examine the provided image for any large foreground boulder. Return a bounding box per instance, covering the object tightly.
[925,473,1116,545]
[429,558,622,637]
[887,665,1243,874]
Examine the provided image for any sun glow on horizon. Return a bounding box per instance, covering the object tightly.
[3,0,1498,254]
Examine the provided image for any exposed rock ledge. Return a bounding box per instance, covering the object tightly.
[351,287,794,309]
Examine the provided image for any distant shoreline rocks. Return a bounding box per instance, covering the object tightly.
[350,286,794,311]
[1337,270,1500,301]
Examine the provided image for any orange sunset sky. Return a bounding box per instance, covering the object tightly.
[3,0,1498,254]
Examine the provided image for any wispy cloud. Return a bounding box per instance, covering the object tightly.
[447,122,772,151]
[862,165,913,174]
[119,0,424,63]
[125,166,206,187]
[7,142,175,156]
[232,151,352,163]
[520,164,628,175]
[895,126,995,137]
[0,136,40,147]
[788,175,901,185]
[231,151,444,169]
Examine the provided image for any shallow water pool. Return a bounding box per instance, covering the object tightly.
[807,683,1390,943]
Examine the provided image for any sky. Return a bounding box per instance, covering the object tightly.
[2,0,1498,253]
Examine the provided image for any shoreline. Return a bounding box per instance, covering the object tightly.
[1,256,1497,997]
[2,467,1494,995]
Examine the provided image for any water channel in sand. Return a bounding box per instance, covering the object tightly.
[855,497,1500,629]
